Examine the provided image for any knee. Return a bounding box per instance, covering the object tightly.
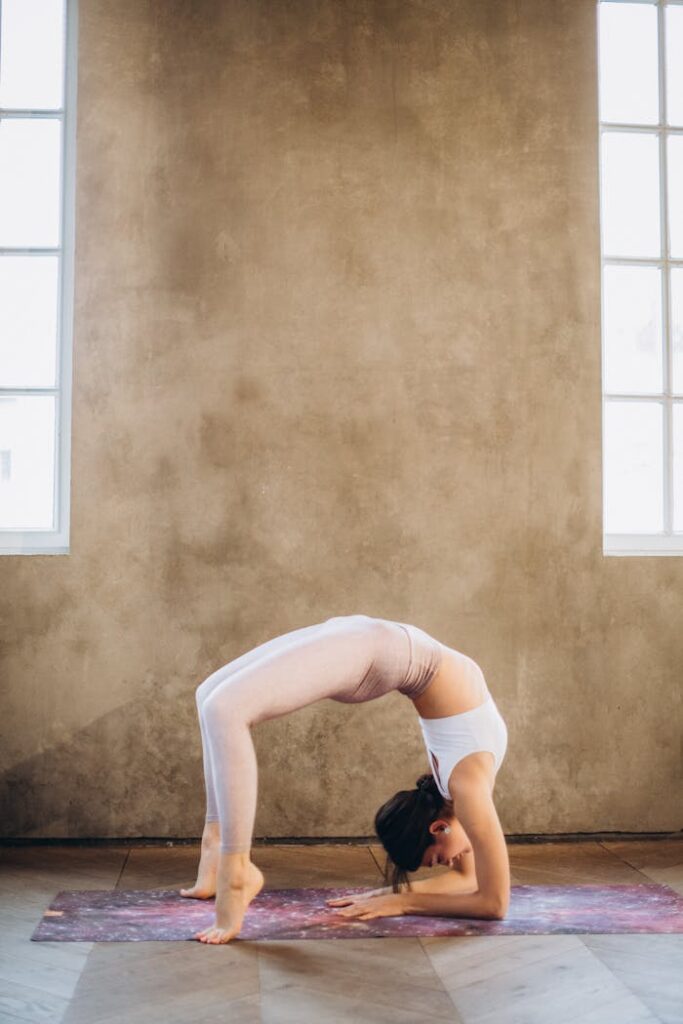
[195,674,230,716]
[201,687,249,733]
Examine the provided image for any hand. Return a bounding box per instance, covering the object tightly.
[330,892,406,921]
[326,887,386,908]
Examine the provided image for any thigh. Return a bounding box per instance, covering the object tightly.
[202,615,380,725]
[196,620,327,706]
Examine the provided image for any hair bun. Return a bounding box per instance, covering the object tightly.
[415,773,438,796]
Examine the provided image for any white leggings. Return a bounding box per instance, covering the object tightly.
[195,615,416,853]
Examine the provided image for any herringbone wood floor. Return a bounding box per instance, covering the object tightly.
[0,839,681,1023]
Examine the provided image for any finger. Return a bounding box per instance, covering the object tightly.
[326,898,351,906]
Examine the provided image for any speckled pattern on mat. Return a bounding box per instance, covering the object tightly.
[30,883,683,941]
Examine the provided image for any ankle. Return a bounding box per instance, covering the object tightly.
[218,850,252,881]
[225,875,249,891]
[201,822,220,848]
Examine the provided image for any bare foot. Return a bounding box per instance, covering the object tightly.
[180,823,220,899]
[195,859,264,944]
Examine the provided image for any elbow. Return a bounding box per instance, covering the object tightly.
[480,894,509,921]
[486,905,508,922]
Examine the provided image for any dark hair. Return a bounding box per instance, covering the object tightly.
[374,773,447,893]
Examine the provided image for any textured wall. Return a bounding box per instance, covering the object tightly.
[1,0,681,840]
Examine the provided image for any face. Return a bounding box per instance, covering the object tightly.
[421,815,472,868]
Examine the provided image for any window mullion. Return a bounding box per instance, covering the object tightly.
[601,122,683,134]
[0,247,61,254]
[0,108,64,118]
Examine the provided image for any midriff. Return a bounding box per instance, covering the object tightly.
[411,645,490,719]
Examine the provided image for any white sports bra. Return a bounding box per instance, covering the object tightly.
[417,694,508,799]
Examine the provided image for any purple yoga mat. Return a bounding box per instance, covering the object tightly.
[30,883,683,941]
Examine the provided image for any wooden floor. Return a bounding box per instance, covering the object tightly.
[0,839,681,1024]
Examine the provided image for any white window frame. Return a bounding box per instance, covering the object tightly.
[0,0,78,555]
[600,0,683,555]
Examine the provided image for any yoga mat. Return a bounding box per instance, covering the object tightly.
[31,883,683,941]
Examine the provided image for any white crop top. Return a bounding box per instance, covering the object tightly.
[418,694,508,799]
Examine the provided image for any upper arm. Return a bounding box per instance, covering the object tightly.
[449,767,510,919]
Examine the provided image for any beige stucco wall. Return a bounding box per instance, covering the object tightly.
[1,0,681,840]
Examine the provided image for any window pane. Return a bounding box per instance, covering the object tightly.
[0,0,65,110]
[604,400,663,533]
[0,256,59,387]
[674,404,683,531]
[603,265,662,394]
[600,132,660,258]
[0,395,56,529]
[672,268,683,395]
[668,135,683,258]
[666,5,683,128]
[598,2,659,125]
[0,118,61,247]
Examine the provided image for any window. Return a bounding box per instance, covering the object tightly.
[0,0,77,555]
[599,0,683,554]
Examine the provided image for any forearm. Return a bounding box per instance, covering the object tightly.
[401,888,504,920]
[409,871,478,896]
[372,872,477,899]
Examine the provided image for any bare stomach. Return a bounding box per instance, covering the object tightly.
[411,645,489,719]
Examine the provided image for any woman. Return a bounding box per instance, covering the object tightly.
[181,614,509,944]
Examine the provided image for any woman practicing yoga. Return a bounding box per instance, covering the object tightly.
[182,613,509,944]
